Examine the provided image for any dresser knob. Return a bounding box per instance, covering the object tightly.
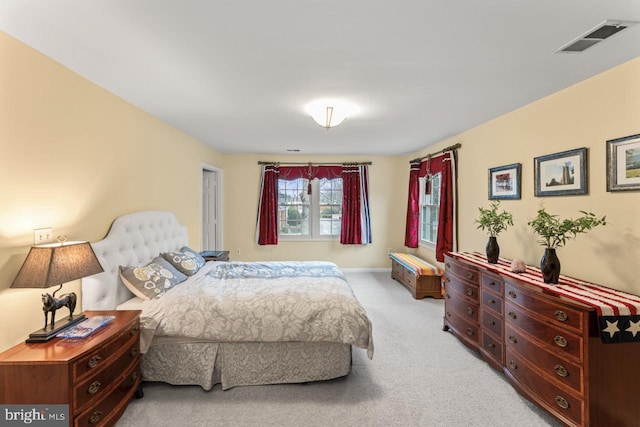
[466,272,474,280]
[446,277,451,283]
[554,335,568,348]
[554,365,569,378]
[508,335,517,344]
[508,311,517,320]
[89,411,103,424]
[88,381,102,395]
[554,310,568,322]
[489,320,496,326]
[465,288,473,297]
[508,360,518,370]
[130,325,140,336]
[465,328,474,336]
[446,312,451,318]
[130,371,140,384]
[446,263,451,268]
[130,348,139,358]
[489,299,496,305]
[508,290,517,298]
[489,281,496,287]
[555,396,570,410]
[488,343,495,349]
[445,293,451,299]
[87,355,102,369]
[466,307,475,315]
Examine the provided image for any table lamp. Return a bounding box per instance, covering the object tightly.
[11,238,104,342]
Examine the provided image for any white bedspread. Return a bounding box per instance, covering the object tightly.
[138,261,374,358]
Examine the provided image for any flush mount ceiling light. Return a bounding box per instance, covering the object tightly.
[305,99,355,129]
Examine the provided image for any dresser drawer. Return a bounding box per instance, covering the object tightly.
[481,332,504,364]
[505,301,583,362]
[445,277,479,302]
[73,318,140,381]
[505,325,583,394]
[504,281,584,333]
[481,272,503,295]
[445,288,479,322]
[445,258,479,284]
[482,310,503,338]
[481,290,503,316]
[506,349,583,426]
[74,333,140,413]
[444,311,480,344]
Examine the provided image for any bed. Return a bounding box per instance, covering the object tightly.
[82,210,373,390]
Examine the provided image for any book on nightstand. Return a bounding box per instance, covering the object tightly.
[56,315,115,338]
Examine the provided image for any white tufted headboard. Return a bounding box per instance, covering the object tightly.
[82,211,188,310]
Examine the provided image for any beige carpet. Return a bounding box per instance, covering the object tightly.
[117,271,560,427]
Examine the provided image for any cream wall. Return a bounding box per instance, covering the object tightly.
[415,57,640,295]
[0,32,224,351]
[223,154,408,268]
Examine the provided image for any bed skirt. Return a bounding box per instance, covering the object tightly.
[141,341,353,391]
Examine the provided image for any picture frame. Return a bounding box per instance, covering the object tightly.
[534,147,587,197]
[606,133,640,192]
[488,163,521,200]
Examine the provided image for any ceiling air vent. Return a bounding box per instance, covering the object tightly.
[555,20,638,54]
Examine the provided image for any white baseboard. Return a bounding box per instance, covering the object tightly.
[340,267,392,273]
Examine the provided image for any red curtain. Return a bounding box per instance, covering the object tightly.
[256,164,279,245]
[404,163,421,248]
[340,165,371,244]
[404,151,457,261]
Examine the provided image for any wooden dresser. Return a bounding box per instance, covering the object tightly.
[0,310,141,427]
[443,253,640,427]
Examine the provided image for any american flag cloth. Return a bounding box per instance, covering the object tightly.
[449,252,640,344]
[389,253,443,276]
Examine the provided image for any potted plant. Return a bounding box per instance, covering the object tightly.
[527,206,606,283]
[475,201,514,263]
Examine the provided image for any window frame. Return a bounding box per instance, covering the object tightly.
[278,177,342,241]
[419,172,441,248]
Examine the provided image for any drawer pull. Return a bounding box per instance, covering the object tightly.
[130,325,140,336]
[465,328,474,336]
[488,281,496,287]
[554,335,568,348]
[446,263,451,269]
[489,320,496,326]
[465,288,473,297]
[129,371,140,385]
[555,396,570,410]
[554,365,569,378]
[89,411,103,424]
[88,381,102,395]
[554,310,568,322]
[445,293,451,299]
[130,348,139,358]
[508,311,517,320]
[508,290,517,299]
[445,277,451,283]
[466,272,474,280]
[466,307,475,315]
[87,355,102,369]
[489,299,496,305]
[446,311,451,318]
[508,335,517,344]
[508,360,518,370]
[488,343,495,349]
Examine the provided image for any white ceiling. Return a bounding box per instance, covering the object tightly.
[1,1,639,156]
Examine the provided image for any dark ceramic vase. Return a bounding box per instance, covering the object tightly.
[486,236,500,264]
[540,248,561,284]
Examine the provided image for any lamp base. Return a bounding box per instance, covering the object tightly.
[26,314,87,343]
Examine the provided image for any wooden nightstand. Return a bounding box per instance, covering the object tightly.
[0,310,141,427]
[201,250,230,262]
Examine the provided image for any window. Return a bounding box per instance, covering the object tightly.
[420,173,441,245]
[278,177,342,240]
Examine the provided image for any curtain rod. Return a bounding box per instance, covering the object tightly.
[257,161,372,166]
[409,143,461,164]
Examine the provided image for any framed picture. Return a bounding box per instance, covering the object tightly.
[534,147,587,196]
[606,133,640,192]
[488,163,521,199]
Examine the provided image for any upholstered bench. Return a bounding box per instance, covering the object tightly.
[388,253,443,299]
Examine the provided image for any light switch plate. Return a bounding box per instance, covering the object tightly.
[34,228,53,245]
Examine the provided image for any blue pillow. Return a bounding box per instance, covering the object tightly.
[161,246,206,276]
[119,256,187,300]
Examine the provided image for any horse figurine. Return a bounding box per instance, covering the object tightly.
[42,292,77,329]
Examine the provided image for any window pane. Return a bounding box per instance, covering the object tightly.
[319,178,342,236]
[278,178,310,236]
[420,173,441,244]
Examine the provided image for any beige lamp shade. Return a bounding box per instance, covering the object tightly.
[11,241,104,289]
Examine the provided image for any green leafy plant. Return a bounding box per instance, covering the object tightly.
[475,201,514,237]
[527,206,606,248]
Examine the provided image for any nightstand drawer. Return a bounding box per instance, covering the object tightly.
[74,332,140,412]
[73,318,140,381]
